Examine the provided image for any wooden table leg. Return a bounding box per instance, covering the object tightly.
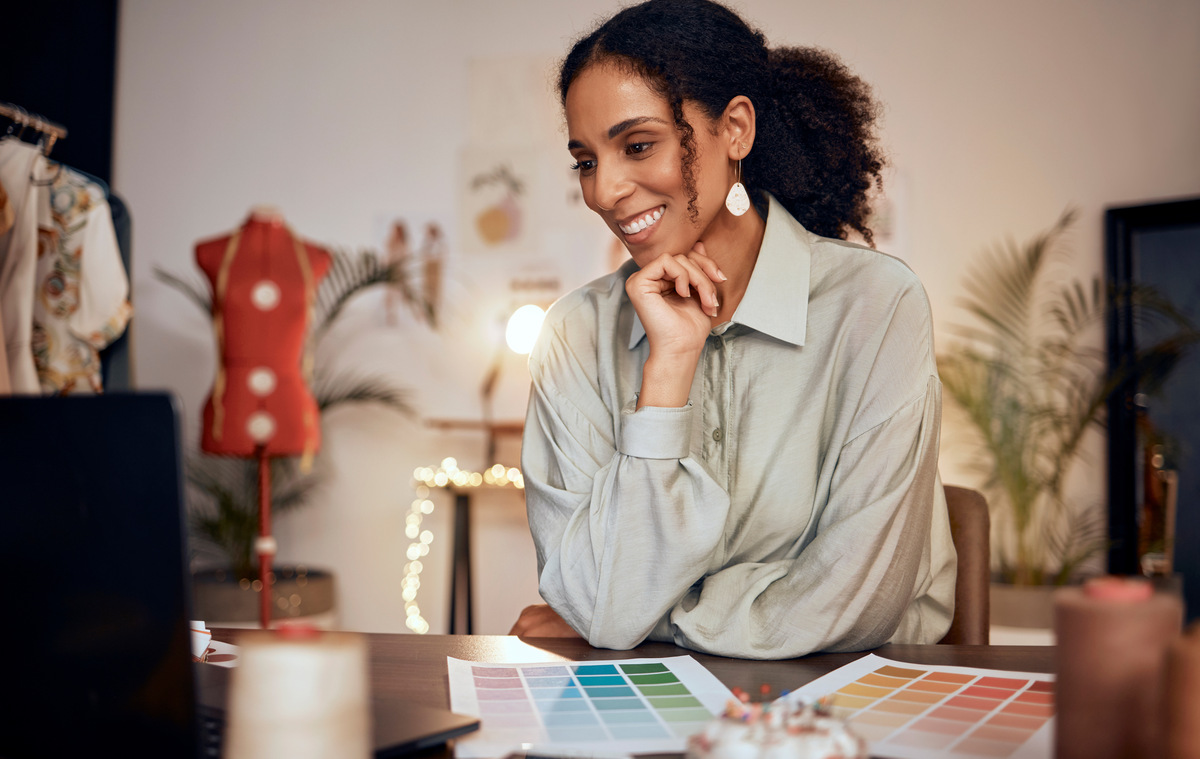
[449,492,473,634]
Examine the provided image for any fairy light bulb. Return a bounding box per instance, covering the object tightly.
[403,460,524,633]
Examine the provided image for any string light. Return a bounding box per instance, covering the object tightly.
[403,457,524,633]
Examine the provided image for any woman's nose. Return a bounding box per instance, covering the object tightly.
[592,162,633,212]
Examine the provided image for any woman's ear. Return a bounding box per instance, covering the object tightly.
[722,96,756,160]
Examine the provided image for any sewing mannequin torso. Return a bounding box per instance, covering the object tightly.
[197,209,332,458]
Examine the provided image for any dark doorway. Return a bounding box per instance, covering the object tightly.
[1107,197,1200,622]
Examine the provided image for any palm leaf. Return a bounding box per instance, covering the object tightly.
[313,370,414,417]
[314,248,436,339]
[185,453,329,579]
[941,209,1200,583]
[154,266,212,314]
[314,249,392,337]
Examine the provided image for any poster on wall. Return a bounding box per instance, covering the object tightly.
[458,147,539,258]
[461,55,613,280]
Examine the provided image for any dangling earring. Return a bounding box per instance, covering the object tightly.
[725,158,750,217]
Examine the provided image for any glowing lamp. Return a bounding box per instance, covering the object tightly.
[504,304,546,355]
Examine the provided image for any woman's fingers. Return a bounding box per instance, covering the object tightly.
[683,242,725,316]
[508,604,582,638]
[688,241,728,285]
[645,248,720,317]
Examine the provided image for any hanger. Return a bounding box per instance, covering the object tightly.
[0,102,71,187]
[2,103,28,142]
[0,102,68,156]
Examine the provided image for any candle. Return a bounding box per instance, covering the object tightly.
[1054,576,1183,759]
[225,626,371,759]
[1165,621,1200,759]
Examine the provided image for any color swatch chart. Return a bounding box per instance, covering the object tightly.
[790,654,1054,759]
[447,655,733,758]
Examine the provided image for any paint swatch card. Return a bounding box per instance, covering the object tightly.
[788,654,1054,759]
[447,655,733,758]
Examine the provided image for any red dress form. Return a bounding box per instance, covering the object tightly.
[197,211,331,460]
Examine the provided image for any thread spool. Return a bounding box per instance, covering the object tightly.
[226,626,371,759]
[1165,621,1200,759]
[1054,576,1183,759]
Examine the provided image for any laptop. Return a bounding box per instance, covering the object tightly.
[0,393,478,758]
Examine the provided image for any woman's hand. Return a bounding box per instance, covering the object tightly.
[626,241,726,408]
[509,604,583,638]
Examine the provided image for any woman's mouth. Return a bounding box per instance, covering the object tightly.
[618,206,665,236]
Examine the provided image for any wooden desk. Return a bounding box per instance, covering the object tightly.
[205,631,1054,756]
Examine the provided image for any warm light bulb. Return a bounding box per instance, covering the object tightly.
[505,304,546,354]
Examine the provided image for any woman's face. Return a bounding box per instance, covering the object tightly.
[564,62,734,267]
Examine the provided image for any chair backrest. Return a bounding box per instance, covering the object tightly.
[939,485,991,645]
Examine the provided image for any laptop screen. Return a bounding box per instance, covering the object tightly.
[0,393,198,758]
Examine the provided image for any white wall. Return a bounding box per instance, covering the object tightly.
[114,0,1200,633]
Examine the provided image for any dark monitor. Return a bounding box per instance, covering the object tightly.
[0,393,196,758]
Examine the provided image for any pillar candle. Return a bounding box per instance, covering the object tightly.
[1054,576,1183,759]
[226,627,371,759]
[1165,621,1200,759]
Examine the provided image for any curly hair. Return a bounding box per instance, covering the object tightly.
[558,0,886,245]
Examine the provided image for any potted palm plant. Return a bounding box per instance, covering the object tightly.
[158,246,435,623]
[937,210,1197,626]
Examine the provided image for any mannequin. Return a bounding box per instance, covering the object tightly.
[196,208,331,628]
[197,207,331,460]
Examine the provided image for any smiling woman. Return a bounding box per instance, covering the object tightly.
[565,65,752,280]
[511,0,956,659]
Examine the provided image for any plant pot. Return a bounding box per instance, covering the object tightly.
[191,565,337,628]
[989,581,1059,629]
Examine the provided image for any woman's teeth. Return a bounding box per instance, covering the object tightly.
[619,207,664,235]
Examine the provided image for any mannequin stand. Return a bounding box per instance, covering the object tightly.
[256,445,275,628]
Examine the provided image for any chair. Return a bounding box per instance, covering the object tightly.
[938,485,991,644]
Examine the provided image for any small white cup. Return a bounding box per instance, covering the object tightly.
[189,620,213,661]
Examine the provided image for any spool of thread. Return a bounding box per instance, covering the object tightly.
[1054,576,1183,759]
[1165,621,1200,759]
[226,626,371,759]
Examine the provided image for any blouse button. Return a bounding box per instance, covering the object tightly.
[712,428,723,442]
[251,280,281,310]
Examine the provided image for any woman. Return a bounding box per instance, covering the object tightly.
[511,0,956,659]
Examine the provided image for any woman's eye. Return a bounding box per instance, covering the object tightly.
[570,159,596,175]
[626,142,652,156]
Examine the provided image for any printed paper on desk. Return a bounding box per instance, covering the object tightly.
[447,655,733,758]
[787,654,1055,759]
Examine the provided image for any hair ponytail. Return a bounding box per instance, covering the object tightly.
[747,47,885,244]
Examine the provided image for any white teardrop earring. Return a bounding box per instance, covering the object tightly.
[725,158,750,217]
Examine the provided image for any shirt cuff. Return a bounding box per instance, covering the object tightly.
[618,399,693,459]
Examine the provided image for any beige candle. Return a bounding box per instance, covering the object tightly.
[1165,621,1200,759]
[1060,574,1180,758]
[1054,576,1183,759]
[226,627,371,759]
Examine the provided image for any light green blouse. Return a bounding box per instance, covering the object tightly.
[522,194,956,659]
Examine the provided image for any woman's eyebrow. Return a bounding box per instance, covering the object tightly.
[607,115,668,139]
[566,116,671,150]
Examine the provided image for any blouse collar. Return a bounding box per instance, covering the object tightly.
[628,193,811,349]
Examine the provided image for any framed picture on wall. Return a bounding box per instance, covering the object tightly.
[1106,196,1200,621]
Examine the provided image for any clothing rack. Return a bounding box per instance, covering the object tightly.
[1,101,68,155]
